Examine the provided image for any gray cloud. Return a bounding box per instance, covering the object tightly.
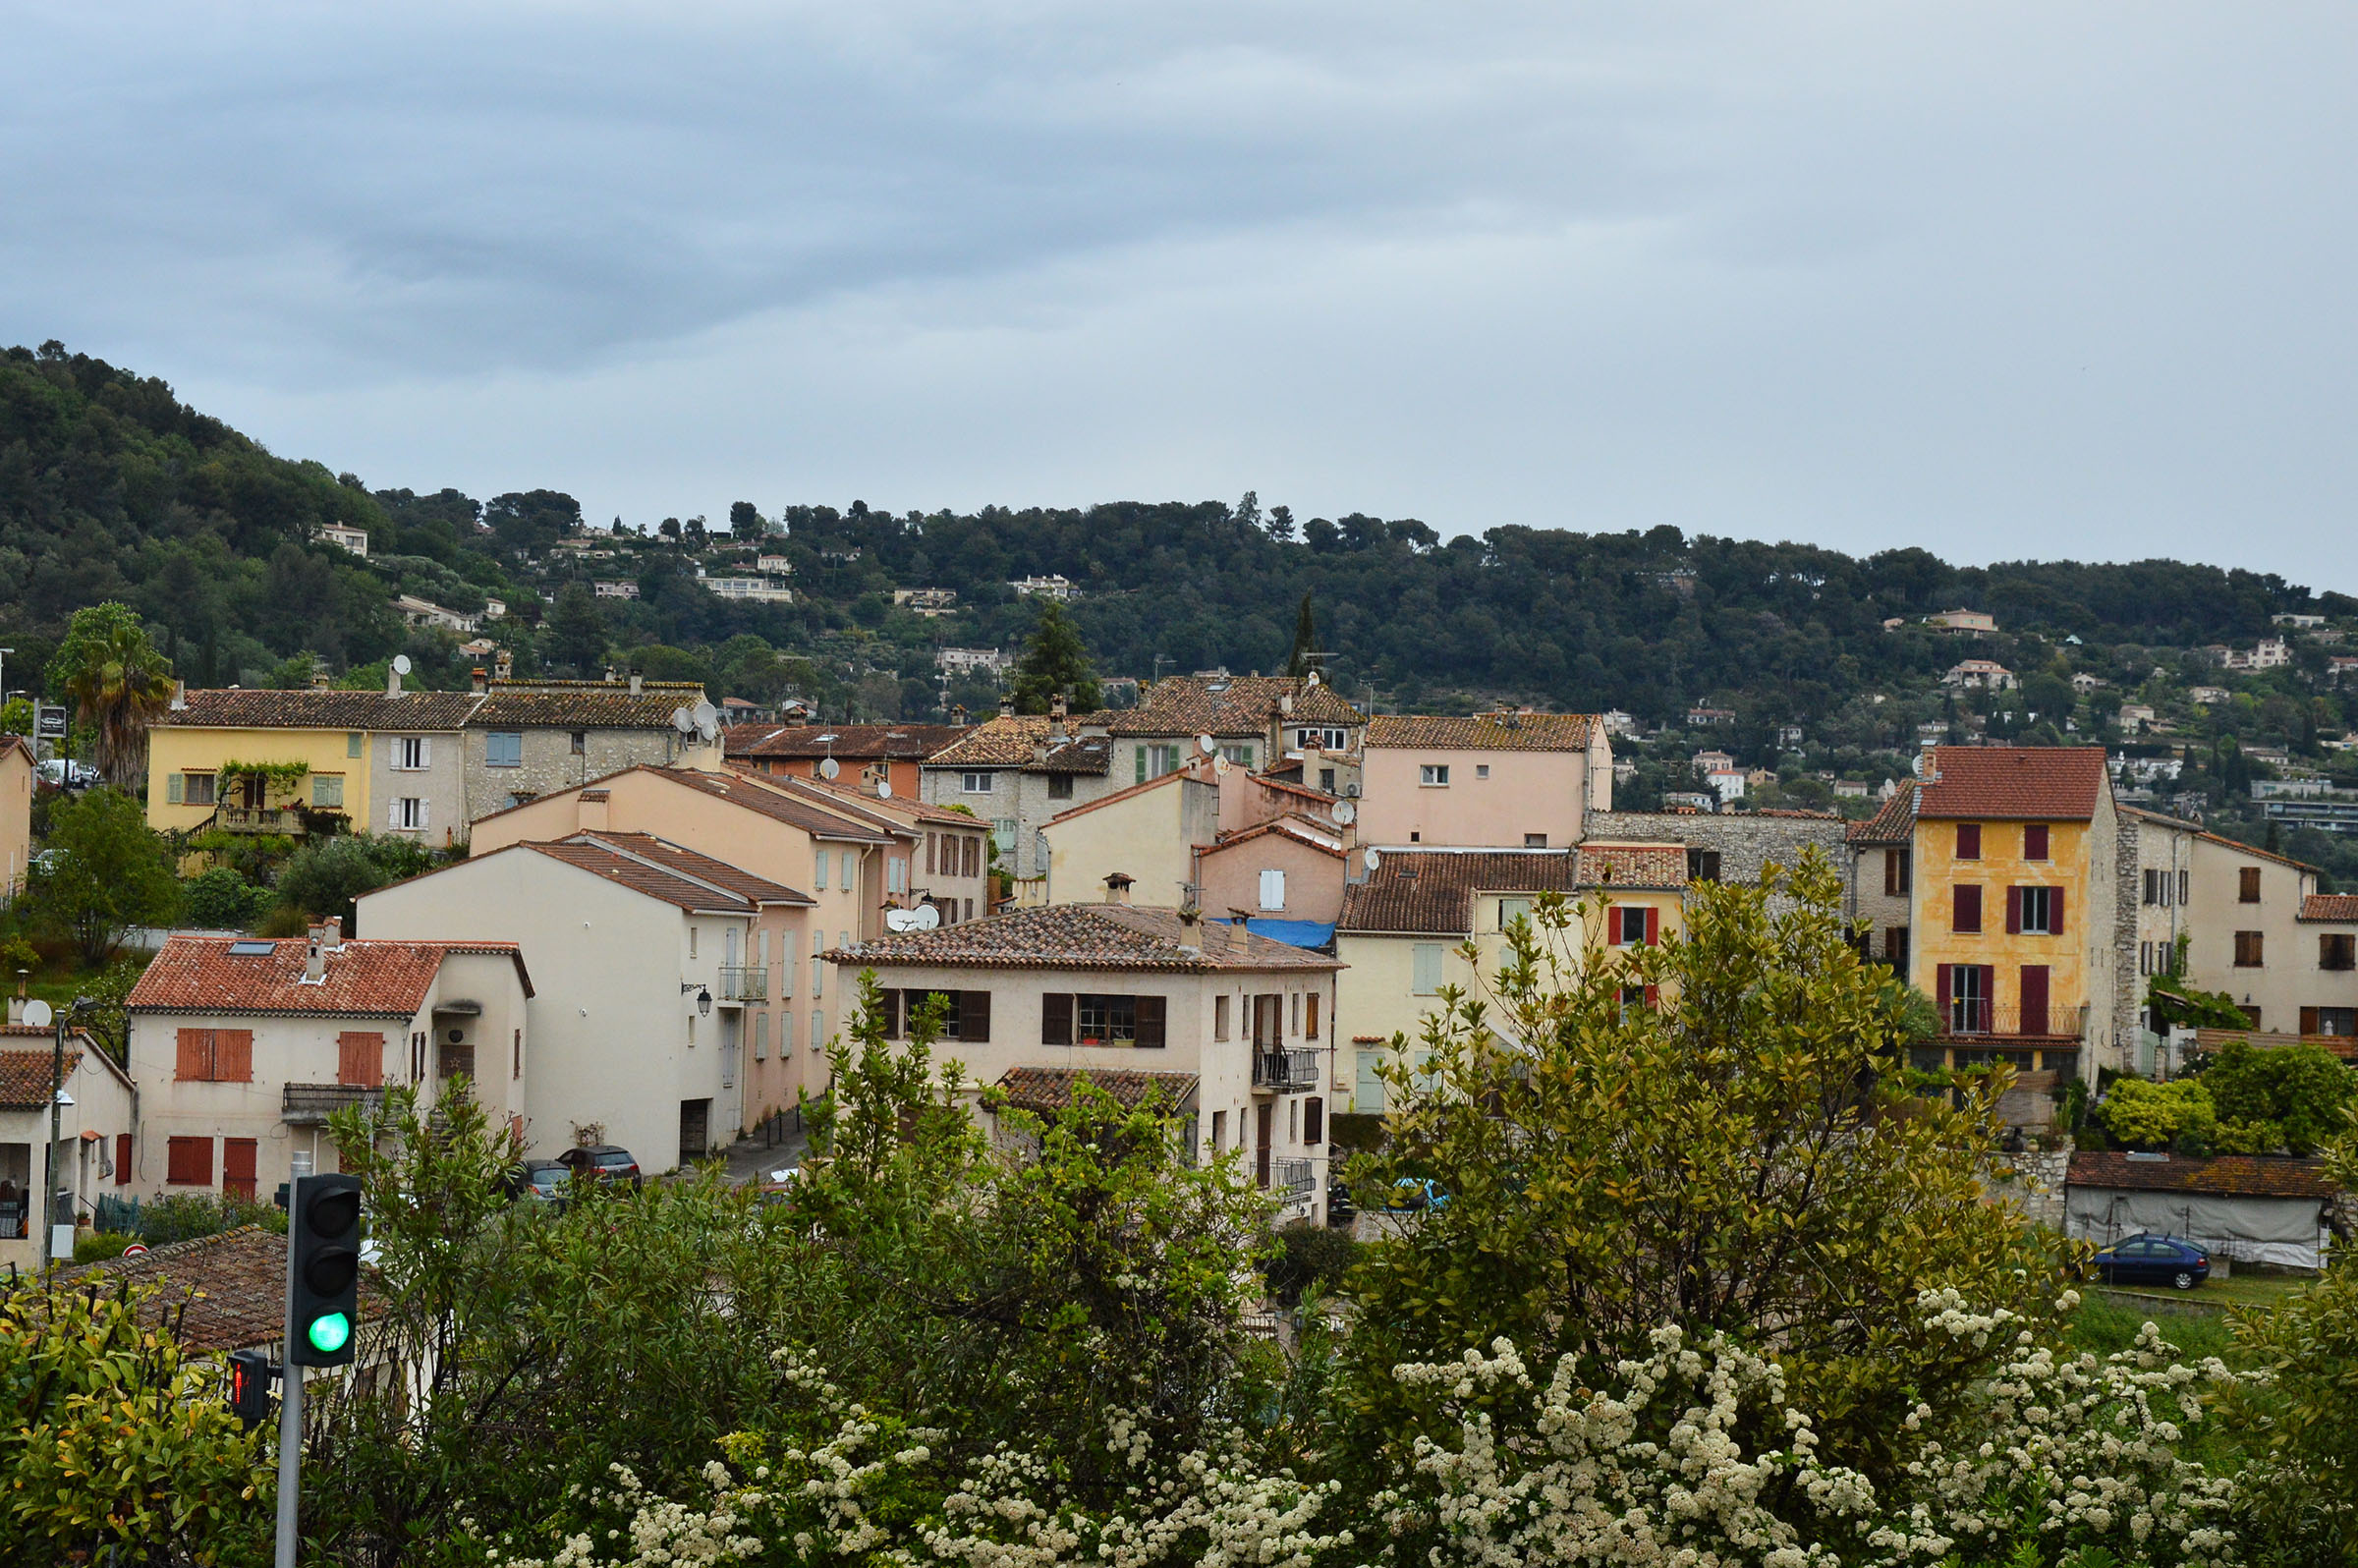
[4,3,2354,583]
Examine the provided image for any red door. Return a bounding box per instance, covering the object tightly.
[222,1139,258,1202]
[2019,966,2050,1037]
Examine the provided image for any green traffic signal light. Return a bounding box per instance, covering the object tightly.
[305,1311,353,1357]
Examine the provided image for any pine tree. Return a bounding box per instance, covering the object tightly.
[1008,602,1100,715]
[1285,591,1317,678]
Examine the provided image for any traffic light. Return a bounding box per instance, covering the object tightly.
[227,1349,275,1428]
[287,1173,362,1368]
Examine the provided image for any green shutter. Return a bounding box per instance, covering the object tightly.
[1354,1048,1384,1114]
[166,773,184,805]
[347,732,363,757]
[1135,747,1147,784]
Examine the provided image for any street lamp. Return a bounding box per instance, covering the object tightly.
[681,981,712,1016]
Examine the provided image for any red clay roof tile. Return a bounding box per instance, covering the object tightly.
[128,936,532,1016]
[1916,746,2109,821]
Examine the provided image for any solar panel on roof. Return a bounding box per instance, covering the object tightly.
[228,940,276,956]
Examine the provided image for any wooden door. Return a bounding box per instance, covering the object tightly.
[222,1138,258,1202]
[1255,1103,1272,1188]
[2019,965,2049,1036]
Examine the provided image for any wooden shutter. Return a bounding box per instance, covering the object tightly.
[1956,823,1980,859]
[960,990,990,1043]
[2005,887,2023,934]
[966,837,980,878]
[879,987,902,1039]
[213,1030,253,1082]
[1644,983,1659,1008]
[222,1139,258,1201]
[1977,966,1995,1024]
[1041,992,1074,1045]
[1136,994,1166,1048]
[176,1028,212,1081]
[2019,965,2049,1036]
[925,832,936,874]
[337,1032,384,1087]
[2024,823,2049,860]
[115,1134,132,1186]
[1255,1104,1272,1186]
[1884,850,1900,896]
[1305,993,1320,1040]
[166,773,184,804]
[2050,885,2065,935]
[166,1137,212,1186]
[1304,1096,1324,1145]
[2301,1006,2321,1036]
[1935,964,1952,1019]
[1643,907,1659,946]
[1953,885,1981,933]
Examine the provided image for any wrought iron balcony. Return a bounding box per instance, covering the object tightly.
[716,965,767,1002]
[1267,1156,1317,1201]
[282,1083,388,1125]
[1252,1047,1320,1092]
[1936,1001,2082,1040]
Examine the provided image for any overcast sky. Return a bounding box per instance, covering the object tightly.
[6,4,2353,586]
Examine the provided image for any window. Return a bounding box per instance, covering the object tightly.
[1955,823,1981,860]
[1305,1096,1324,1145]
[2323,934,2356,972]
[485,731,524,767]
[1613,906,1656,946]
[1523,832,1546,848]
[394,736,428,770]
[1688,848,1722,884]
[1883,847,1910,896]
[1038,991,1163,1047]
[1048,774,1074,800]
[689,924,699,960]
[2023,823,2049,861]
[1420,764,1450,786]
[962,771,993,794]
[166,1137,212,1186]
[1220,745,1255,767]
[1477,764,1491,780]
[1290,992,1301,1035]
[570,731,587,756]
[2010,885,2061,935]
[183,772,217,807]
[346,731,364,758]
[1498,896,1533,929]
[336,1032,383,1087]
[2240,867,2263,904]
[2303,1006,2358,1037]
[1411,943,1444,994]
[2178,869,2190,904]
[311,773,344,808]
[1953,885,1983,933]
[1882,925,1909,968]
[1941,963,1992,1033]
[2234,930,2265,968]
[1259,868,1287,910]
[1215,994,1232,1039]
[1319,767,1336,792]
[1210,1109,1226,1151]
[2144,868,2164,906]
[1288,1098,1299,1143]
[175,1028,253,1083]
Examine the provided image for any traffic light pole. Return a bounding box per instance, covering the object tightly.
[274,1361,303,1568]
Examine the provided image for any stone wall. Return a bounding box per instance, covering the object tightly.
[1586,809,1849,898]
[1984,1140,2072,1230]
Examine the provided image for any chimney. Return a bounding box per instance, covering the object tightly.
[1102,872,1134,906]
[1279,692,1294,717]
[386,663,402,698]
[305,922,329,982]
[1049,693,1068,741]
[495,649,514,681]
[7,969,26,1026]
[998,696,1015,719]
[603,664,617,685]
[629,672,644,695]
[310,669,331,690]
[471,667,488,694]
[579,787,610,831]
[1176,903,1202,956]
[169,680,187,712]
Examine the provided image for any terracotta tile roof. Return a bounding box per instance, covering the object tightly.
[1916,746,2109,821]
[724,722,969,761]
[2301,893,2358,923]
[128,936,532,1017]
[757,769,979,830]
[1339,845,1684,935]
[1205,817,1346,859]
[518,841,774,914]
[475,764,895,844]
[157,688,482,731]
[57,1225,384,1353]
[992,1066,1201,1116]
[0,735,32,764]
[473,682,703,729]
[0,1046,82,1110]
[1107,676,1362,738]
[562,832,814,906]
[2067,1150,2336,1200]
[924,716,1116,773]
[1847,780,1919,845]
[827,904,1340,972]
[1365,712,1598,752]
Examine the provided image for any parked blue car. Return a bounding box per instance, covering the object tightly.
[1383,1178,1450,1213]
[2085,1233,2210,1291]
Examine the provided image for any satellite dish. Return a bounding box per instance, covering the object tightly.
[390,653,413,675]
[913,903,941,929]
[1332,799,1357,825]
[1363,848,1381,871]
[884,908,920,933]
[1197,734,1215,756]
[21,999,52,1030]
[1212,756,1231,775]
[814,733,839,744]
[817,756,841,780]
[876,779,893,798]
[692,700,717,729]
[671,706,695,734]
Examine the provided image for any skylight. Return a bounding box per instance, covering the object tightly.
[228,939,276,956]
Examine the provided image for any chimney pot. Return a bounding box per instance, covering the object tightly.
[471,667,487,694]
[170,680,187,712]
[386,663,402,698]
[1102,872,1134,906]
[495,649,514,680]
[604,665,617,684]
[998,697,1015,719]
[629,672,643,695]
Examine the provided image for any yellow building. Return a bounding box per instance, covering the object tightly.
[1908,746,2120,1092]
[1333,842,1688,1111]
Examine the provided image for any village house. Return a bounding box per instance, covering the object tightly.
[125,923,533,1204]
[920,706,1121,884]
[1846,780,1917,972]
[359,835,811,1168]
[1926,608,1998,634]
[1357,711,1610,850]
[317,521,369,557]
[461,672,716,817]
[725,721,970,800]
[1333,844,1687,1114]
[2177,834,2350,1038]
[0,1014,137,1274]
[1941,659,2018,692]
[0,735,32,897]
[826,898,1342,1225]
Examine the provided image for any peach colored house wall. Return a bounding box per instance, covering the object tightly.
[1358,746,1593,849]
[0,740,30,899]
[1198,831,1345,924]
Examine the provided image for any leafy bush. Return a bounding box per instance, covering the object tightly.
[273,832,442,924]
[2102,1077,2218,1151]
[1264,1220,1360,1308]
[70,1231,139,1263]
[180,866,273,930]
[121,1192,286,1247]
[2199,1039,2355,1155]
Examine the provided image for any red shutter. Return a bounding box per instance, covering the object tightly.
[166,1137,212,1186]
[1953,886,1981,933]
[1644,907,1660,945]
[2302,1006,2322,1036]
[222,1138,258,1201]
[114,1134,132,1186]
[176,1028,212,1082]
[338,1032,384,1087]
[1956,823,1981,859]
[2005,887,2023,934]
[1643,983,1659,1009]
[2019,966,2049,1036]
[1607,906,1624,946]
[1935,964,1952,1017]
[2050,885,2065,935]
[214,1030,254,1082]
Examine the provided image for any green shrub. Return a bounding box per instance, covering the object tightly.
[1265,1220,1362,1308]
[70,1230,139,1263]
[131,1192,286,1246]
[180,866,273,930]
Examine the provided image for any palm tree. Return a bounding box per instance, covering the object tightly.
[48,602,176,790]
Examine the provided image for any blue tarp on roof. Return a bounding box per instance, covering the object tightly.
[1221,918,1336,950]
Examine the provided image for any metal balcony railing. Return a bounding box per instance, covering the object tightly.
[717,965,767,1002]
[1937,1002,2081,1039]
[1268,1157,1317,1201]
[1252,1047,1320,1092]
[283,1084,388,1125]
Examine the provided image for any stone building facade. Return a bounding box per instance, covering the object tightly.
[1583,807,1849,901]
[459,679,719,822]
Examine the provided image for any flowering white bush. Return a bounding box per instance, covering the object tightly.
[477,1295,2241,1568]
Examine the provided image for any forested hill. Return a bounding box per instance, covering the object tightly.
[2,340,2349,731]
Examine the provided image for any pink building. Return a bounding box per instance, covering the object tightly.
[1357,712,1612,849]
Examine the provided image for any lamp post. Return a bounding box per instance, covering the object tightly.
[41,994,95,1272]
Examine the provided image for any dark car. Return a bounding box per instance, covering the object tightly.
[1325,1172,1356,1228]
[508,1159,572,1205]
[2086,1233,2211,1291]
[556,1144,644,1189]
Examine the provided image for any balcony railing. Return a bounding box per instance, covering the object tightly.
[717,965,767,1002]
[1267,1156,1317,1202]
[1937,1002,2082,1039]
[215,806,311,836]
[1252,1047,1320,1092]
[283,1084,388,1125]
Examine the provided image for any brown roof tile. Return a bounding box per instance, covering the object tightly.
[472,765,893,843]
[57,1225,383,1352]
[0,1046,82,1110]
[473,682,703,729]
[563,832,814,906]
[2301,893,2358,923]
[992,1066,1201,1116]
[2067,1150,2337,1200]
[517,841,773,913]
[754,769,977,830]
[157,688,482,731]
[924,715,1116,772]
[128,936,532,1016]
[1365,712,1598,752]
[1205,818,1347,859]
[724,722,970,761]
[1847,780,1918,845]
[828,904,1340,972]
[1108,676,1363,738]
[1916,746,2109,821]
[1339,845,1685,935]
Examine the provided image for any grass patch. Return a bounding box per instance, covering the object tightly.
[2068,1291,2242,1363]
